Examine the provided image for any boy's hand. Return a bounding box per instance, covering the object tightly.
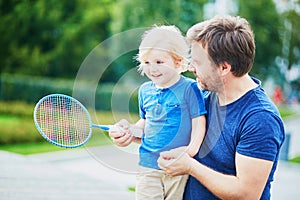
[158,146,193,176]
[109,119,133,147]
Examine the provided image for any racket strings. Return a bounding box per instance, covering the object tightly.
[36,95,90,147]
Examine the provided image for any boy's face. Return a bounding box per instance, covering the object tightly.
[140,49,180,88]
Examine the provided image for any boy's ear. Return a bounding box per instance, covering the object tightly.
[219,61,231,76]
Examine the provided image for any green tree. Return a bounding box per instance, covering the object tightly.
[236,0,283,80]
[104,0,209,83]
[111,0,209,32]
[283,9,300,70]
[281,1,300,97]
[0,0,112,78]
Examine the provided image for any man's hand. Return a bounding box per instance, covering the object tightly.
[158,146,193,176]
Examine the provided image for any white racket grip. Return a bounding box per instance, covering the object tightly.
[95,124,143,138]
[110,125,143,138]
[128,125,143,138]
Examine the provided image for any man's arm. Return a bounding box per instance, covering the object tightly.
[158,150,273,200]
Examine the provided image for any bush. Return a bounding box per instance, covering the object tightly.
[0,73,73,103]
[0,101,34,117]
[0,73,139,112]
[0,101,42,144]
[0,117,42,144]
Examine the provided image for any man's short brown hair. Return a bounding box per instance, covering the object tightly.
[187,15,255,77]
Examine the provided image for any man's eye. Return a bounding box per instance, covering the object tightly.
[157,61,164,64]
[144,61,150,64]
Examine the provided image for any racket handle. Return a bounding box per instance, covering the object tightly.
[92,124,111,131]
[129,125,143,138]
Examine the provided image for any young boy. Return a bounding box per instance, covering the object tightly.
[109,25,206,200]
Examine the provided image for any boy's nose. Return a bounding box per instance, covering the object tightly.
[150,65,159,72]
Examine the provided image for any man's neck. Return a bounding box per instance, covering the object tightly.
[218,74,258,106]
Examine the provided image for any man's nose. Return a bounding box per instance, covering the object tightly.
[188,65,196,73]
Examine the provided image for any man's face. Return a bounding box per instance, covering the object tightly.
[189,42,223,92]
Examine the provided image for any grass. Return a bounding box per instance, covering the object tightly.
[0,131,112,155]
[128,187,136,192]
[0,141,66,155]
[278,105,300,118]
[290,156,300,164]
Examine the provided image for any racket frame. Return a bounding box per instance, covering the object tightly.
[33,94,93,148]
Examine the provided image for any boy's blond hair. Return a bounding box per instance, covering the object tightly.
[136,25,189,75]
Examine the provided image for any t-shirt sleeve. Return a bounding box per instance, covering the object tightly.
[237,111,285,161]
[186,82,207,118]
[138,87,146,119]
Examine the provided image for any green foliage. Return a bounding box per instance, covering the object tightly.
[282,7,300,92]
[0,73,73,103]
[0,116,40,144]
[283,9,300,70]
[0,101,33,117]
[1,0,300,100]
[111,0,208,32]
[0,0,112,78]
[108,0,210,82]
[237,0,282,80]
[0,101,43,144]
[2,0,298,83]
[0,73,139,112]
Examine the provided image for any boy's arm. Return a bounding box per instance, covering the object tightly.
[131,118,145,144]
[187,115,206,157]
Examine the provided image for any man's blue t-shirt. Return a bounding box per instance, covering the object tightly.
[184,78,285,200]
[138,76,207,169]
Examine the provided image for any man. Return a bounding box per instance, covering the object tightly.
[158,15,285,199]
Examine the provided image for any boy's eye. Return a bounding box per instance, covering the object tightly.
[144,61,150,64]
[156,60,164,64]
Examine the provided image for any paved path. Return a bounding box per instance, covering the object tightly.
[272,161,300,199]
[284,114,300,159]
[0,146,137,200]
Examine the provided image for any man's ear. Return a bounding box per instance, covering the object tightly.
[219,61,231,76]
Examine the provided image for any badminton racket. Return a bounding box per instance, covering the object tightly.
[33,93,143,148]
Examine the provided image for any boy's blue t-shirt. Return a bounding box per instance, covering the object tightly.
[184,78,285,200]
[138,76,207,169]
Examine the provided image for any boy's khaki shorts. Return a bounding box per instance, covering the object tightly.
[136,166,189,200]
